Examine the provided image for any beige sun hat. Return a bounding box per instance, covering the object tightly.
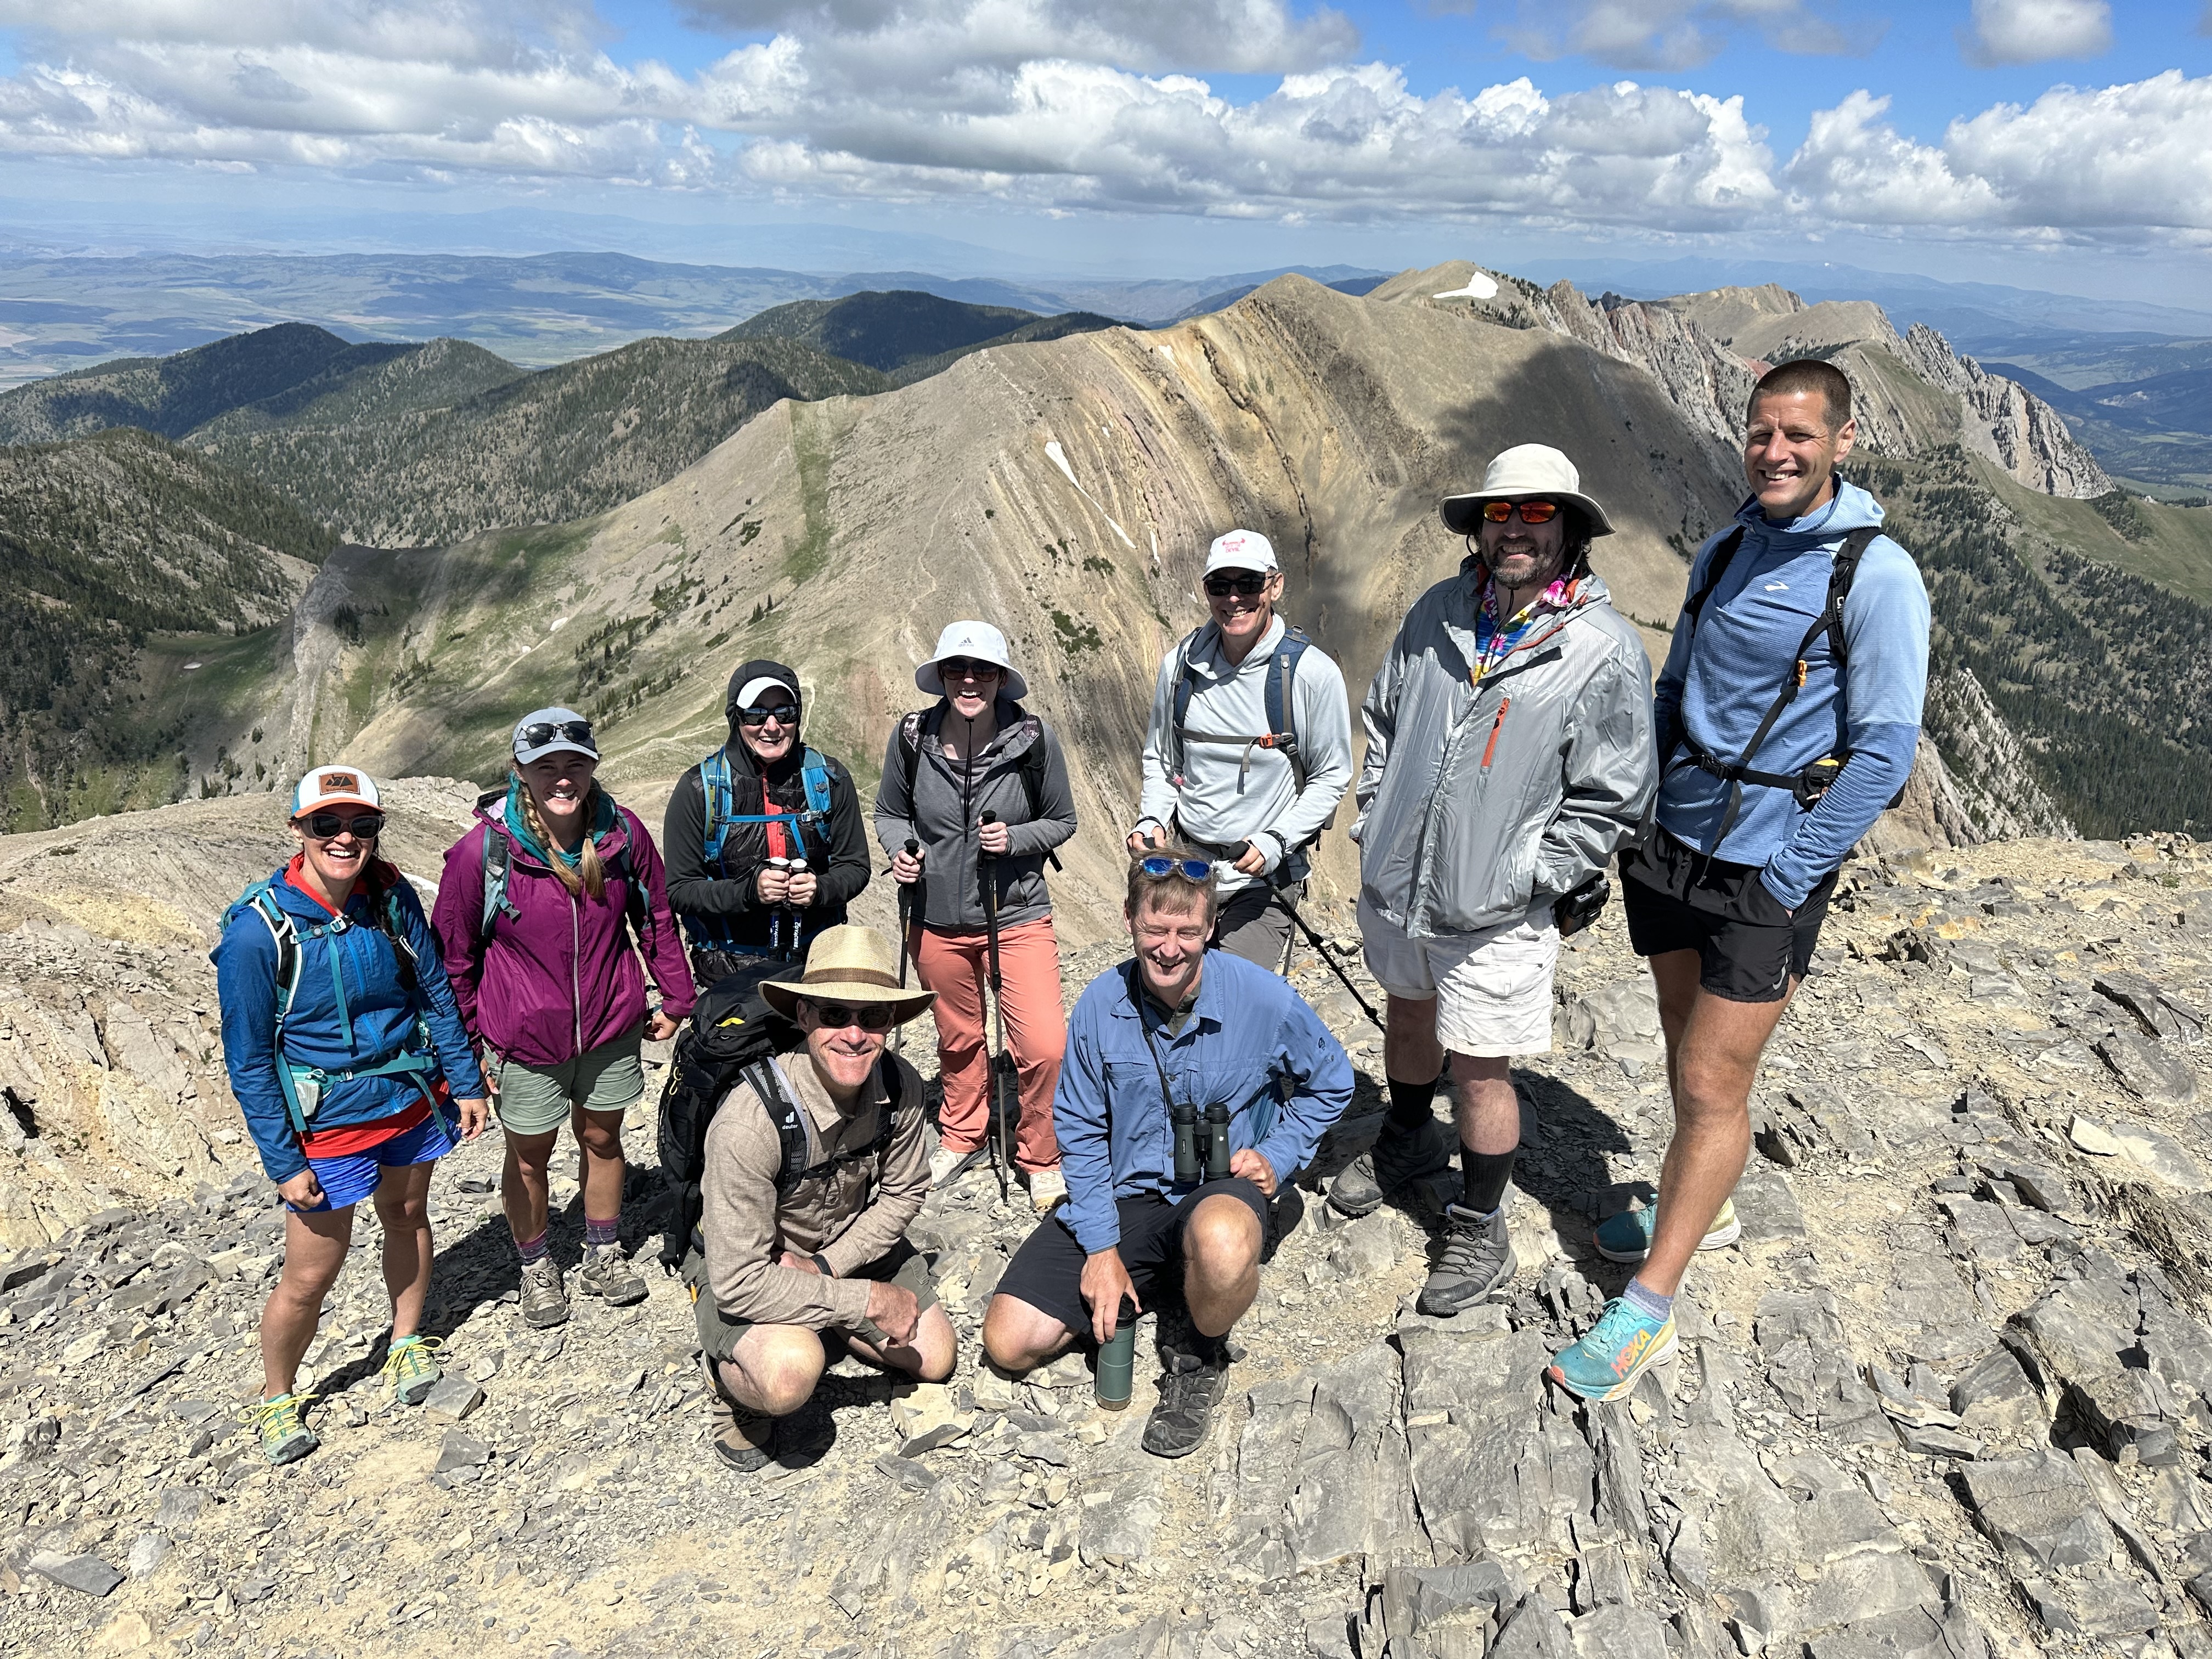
[1440,443,1616,538]
[760,926,936,1023]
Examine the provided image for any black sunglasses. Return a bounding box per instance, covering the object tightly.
[301,811,385,840]
[736,702,799,727]
[1203,572,1274,597]
[802,1000,897,1032]
[517,719,595,751]
[1138,856,1212,882]
[937,657,1002,681]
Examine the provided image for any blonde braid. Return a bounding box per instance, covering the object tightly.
[514,770,583,898]
[575,782,608,900]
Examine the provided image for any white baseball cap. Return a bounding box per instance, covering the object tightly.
[917,620,1028,701]
[512,706,599,765]
[1203,529,1278,576]
[291,765,381,818]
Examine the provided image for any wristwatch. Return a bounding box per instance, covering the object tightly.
[811,1253,834,1278]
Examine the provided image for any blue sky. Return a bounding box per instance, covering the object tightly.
[1,1,2208,301]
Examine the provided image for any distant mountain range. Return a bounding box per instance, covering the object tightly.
[0,292,1120,545]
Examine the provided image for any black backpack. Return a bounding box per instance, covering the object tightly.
[653,956,906,1267]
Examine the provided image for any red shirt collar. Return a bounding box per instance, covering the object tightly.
[283,853,347,919]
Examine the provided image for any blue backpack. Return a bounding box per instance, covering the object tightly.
[682,745,834,954]
[1168,623,1314,791]
[223,868,438,1136]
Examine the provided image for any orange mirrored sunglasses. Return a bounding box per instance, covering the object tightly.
[1481,500,1560,524]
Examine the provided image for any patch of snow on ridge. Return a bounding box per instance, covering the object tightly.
[1041,438,1135,550]
[1434,270,1500,301]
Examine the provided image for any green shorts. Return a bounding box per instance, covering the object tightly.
[684,1240,938,1361]
[491,1025,645,1137]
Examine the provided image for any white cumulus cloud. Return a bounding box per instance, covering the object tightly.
[1961,0,2111,66]
[1503,0,1881,72]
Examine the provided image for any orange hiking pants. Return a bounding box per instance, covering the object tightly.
[914,918,1064,1172]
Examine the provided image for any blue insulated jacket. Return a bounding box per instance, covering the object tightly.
[1052,950,1353,1255]
[1654,482,1930,909]
[215,862,486,1184]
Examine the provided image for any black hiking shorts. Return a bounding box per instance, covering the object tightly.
[1620,829,1837,1003]
[991,1180,1271,1338]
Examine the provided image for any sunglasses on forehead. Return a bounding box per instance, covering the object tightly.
[300,811,385,840]
[800,1000,897,1031]
[1138,855,1212,882]
[1203,572,1274,597]
[1481,500,1560,525]
[517,718,595,751]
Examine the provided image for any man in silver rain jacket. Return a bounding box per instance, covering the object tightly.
[1342,444,1657,1316]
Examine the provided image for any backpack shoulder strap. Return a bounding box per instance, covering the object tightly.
[366,866,422,998]
[1681,527,1746,631]
[799,748,834,817]
[896,710,928,808]
[1823,527,1882,673]
[1268,624,1311,776]
[747,1058,819,1196]
[607,838,652,952]
[1014,716,1065,873]
[242,883,303,1030]
[699,750,736,870]
[478,827,518,944]
[1167,627,1205,781]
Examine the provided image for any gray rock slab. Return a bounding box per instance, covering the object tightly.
[1078,1466,1164,1566]
[1732,1166,1805,1242]
[1960,1450,2115,1572]
[422,1378,486,1420]
[1566,1603,1668,1658]
[27,1550,125,1596]
[126,1532,171,1578]
[434,1429,491,1474]
[2096,1029,2199,1109]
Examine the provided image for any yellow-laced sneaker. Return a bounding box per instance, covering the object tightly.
[382,1335,443,1406]
[244,1391,320,1465]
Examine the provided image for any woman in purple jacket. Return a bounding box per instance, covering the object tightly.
[433,708,698,1329]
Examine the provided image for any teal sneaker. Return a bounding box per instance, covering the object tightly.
[243,1392,320,1466]
[1547,1296,1678,1403]
[1593,1198,1740,1265]
[382,1334,443,1406]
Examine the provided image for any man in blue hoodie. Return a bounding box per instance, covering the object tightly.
[1549,359,1930,1402]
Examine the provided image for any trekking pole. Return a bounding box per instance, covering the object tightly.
[896,840,920,988]
[978,810,1012,1207]
[766,856,798,960]
[1232,841,1384,1031]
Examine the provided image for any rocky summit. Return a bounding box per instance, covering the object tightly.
[3,803,2212,1658]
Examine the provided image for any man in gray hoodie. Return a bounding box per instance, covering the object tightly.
[1129,529,1353,972]
[1344,446,1656,1317]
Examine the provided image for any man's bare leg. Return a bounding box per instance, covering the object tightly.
[1637,950,1795,1298]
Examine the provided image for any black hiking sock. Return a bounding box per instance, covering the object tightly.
[1385,1076,1437,1132]
[1460,1148,1517,1215]
[1183,1328,1232,1371]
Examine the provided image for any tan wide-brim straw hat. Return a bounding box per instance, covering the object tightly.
[760,926,936,1023]
[1440,443,1616,538]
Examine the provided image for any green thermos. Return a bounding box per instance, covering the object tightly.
[1097,1307,1136,1410]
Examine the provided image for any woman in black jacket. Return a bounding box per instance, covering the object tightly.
[663,660,871,984]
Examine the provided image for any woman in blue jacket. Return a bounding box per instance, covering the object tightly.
[213,766,489,1465]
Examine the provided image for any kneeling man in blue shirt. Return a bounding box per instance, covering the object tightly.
[984,849,1353,1458]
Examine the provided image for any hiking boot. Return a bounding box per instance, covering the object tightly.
[701,1357,778,1473]
[382,1334,443,1407]
[1142,1342,1231,1459]
[929,1142,986,1188]
[1547,1296,1679,1403]
[1418,1203,1519,1316]
[1593,1199,1741,1264]
[577,1243,648,1307]
[244,1392,319,1466]
[518,1257,570,1328]
[1027,1166,1068,1215]
[1327,1115,1453,1218]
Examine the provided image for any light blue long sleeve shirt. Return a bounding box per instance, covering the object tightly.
[1052,951,1353,1255]
[1654,482,1931,909]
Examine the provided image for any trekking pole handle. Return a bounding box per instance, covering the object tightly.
[979,809,998,859]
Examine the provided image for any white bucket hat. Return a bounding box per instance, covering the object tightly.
[917,620,1028,701]
[1440,444,1615,538]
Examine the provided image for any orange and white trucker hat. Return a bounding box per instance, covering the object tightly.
[291,765,381,819]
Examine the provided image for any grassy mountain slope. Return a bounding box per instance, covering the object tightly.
[0,428,331,828]
[725,290,1119,379]
[193,334,888,546]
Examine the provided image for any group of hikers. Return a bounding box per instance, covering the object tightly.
[213,356,1930,1470]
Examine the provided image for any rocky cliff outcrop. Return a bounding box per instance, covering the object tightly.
[1901,324,2115,500]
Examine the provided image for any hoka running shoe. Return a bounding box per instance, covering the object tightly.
[1547,1297,1679,1403]
[1593,1198,1741,1264]
[382,1334,443,1406]
[244,1392,320,1466]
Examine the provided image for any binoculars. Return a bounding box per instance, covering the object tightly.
[1171,1098,1234,1185]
